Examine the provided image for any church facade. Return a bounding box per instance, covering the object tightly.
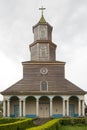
[1,12,86,118]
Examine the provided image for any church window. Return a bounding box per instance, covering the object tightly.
[41,81,48,91]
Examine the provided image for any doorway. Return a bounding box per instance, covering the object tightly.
[39,96,50,117]
[69,104,75,117]
[39,103,49,117]
[14,105,19,117]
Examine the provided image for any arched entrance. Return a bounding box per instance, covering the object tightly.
[10,96,19,117]
[69,96,78,117]
[26,96,36,117]
[53,96,63,118]
[39,96,50,117]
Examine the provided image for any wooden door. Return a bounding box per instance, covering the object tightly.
[39,103,49,117]
[14,105,19,117]
[69,104,75,117]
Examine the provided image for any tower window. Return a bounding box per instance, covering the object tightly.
[41,81,48,91]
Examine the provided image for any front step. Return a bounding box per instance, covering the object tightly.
[33,118,53,126]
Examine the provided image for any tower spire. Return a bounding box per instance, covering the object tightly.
[39,6,46,23]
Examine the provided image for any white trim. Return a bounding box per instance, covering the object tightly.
[7,100,10,117]
[23,99,26,117]
[3,100,6,117]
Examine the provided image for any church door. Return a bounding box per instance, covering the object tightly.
[14,105,19,117]
[39,103,50,117]
[69,104,75,117]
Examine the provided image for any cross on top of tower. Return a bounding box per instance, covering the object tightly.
[39,6,46,16]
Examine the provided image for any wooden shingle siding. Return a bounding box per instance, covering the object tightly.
[23,63,65,79]
[1,61,86,95]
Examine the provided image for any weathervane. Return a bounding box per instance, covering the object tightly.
[39,6,46,16]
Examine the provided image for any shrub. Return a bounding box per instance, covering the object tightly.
[0,118,34,130]
[26,119,60,130]
[26,118,87,130]
[60,118,85,126]
[0,118,23,124]
[60,118,71,125]
[72,118,85,125]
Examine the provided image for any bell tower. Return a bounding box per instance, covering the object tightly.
[29,7,57,61]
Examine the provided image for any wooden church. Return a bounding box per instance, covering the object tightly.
[1,8,86,118]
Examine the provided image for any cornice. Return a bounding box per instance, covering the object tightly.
[29,40,57,48]
[22,61,65,65]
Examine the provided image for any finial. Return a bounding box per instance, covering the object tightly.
[39,6,46,16]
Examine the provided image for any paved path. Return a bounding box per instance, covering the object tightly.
[33,118,52,126]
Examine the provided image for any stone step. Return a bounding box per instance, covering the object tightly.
[33,118,52,126]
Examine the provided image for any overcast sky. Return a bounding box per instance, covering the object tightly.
[0,0,87,102]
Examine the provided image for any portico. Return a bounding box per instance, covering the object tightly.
[3,95,85,118]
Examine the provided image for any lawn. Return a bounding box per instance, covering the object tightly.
[59,125,87,130]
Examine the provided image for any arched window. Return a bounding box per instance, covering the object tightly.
[41,81,47,91]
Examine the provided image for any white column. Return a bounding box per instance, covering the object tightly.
[78,99,81,116]
[67,100,69,116]
[63,99,65,116]
[36,99,39,117]
[7,100,10,117]
[82,100,85,116]
[19,100,22,117]
[50,99,52,117]
[3,100,6,117]
[23,99,26,117]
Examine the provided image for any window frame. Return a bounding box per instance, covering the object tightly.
[40,81,48,91]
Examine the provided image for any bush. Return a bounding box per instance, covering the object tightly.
[26,119,60,130]
[60,118,71,125]
[26,118,86,130]
[0,118,86,130]
[0,118,23,124]
[0,118,34,130]
[60,118,85,126]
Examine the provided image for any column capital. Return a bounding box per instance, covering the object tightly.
[50,98,53,102]
[78,98,81,101]
[19,99,23,102]
[7,99,10,102]
[36,98,39,102]
[67,99,69,102]
[81,99,84,101]
[3,100,6,102]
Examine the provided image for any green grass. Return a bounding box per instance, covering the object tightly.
[59,125,87,130]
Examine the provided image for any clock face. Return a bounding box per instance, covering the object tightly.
[40,68,48,75]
